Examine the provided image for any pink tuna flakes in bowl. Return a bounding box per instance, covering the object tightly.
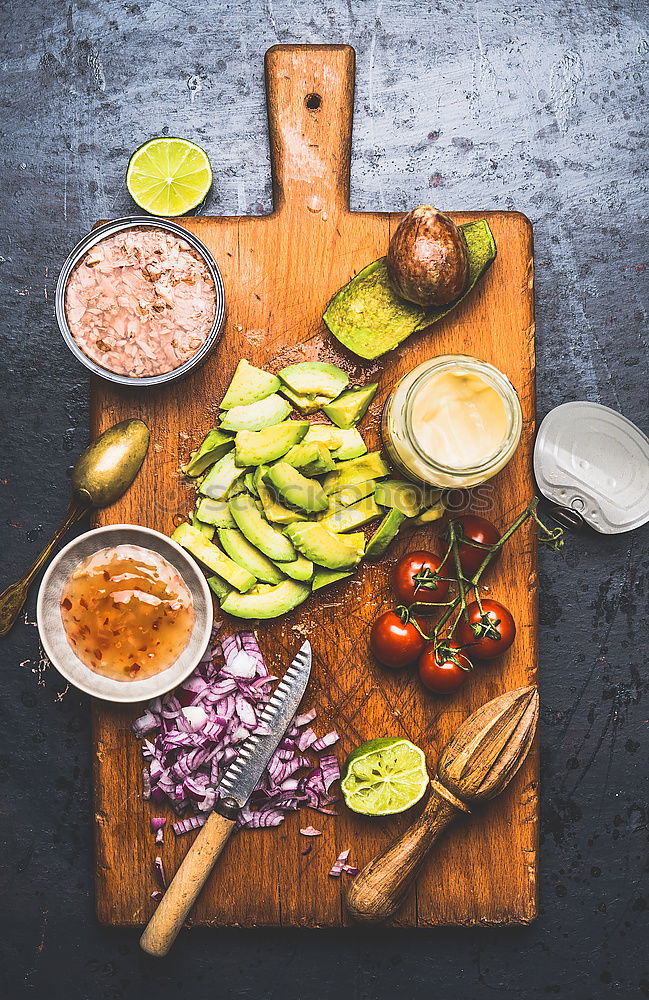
[56,218,225,387]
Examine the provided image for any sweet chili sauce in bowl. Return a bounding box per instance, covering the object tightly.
[37,525,213,703]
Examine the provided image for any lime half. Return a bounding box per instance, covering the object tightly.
[126,137,213,216]
[341,738,429,816]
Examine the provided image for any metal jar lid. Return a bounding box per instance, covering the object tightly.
[534,401,649,534]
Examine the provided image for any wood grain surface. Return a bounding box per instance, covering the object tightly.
[91,43,537,927]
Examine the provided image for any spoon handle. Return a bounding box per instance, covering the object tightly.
[0,498,87,637]
[345,785,462,923]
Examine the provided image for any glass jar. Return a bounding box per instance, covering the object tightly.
[382,354,523,489]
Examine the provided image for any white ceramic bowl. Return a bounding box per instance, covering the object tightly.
[37,524,213,703]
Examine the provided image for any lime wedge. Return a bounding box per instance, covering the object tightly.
[126,137,213,216]
[341,738,429,816]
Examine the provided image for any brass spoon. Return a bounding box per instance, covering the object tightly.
[0,418,150,637]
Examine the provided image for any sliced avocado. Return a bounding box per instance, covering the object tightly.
[217,528,285,585]
[283,442,336,475]
[364,509,408,561]
[199,451,244,500]
[207,574,232,601]
[274,553,314,582]
[244,471,258,496]
[172,523,256,592]
[323,452,390,494]
[303,423,345,451]
[329,480,376,509]
[220,579,311,619]
[322,383,378,429]
[235,421,309,467]
[219,393,292,432]
[412,498,446,525]
[221,359,280,408]
[319,495,382,532]
[312,567,354,592]
[229,493,296,562]
[278,384,332,415]
[266,463,329,513]
[191,510,215,540]
[285,522,362,570]
[257,480,308,525]
[195,497,236,528]
[323,219,498,360]
[374,480,424,518]
[182,429,234,477]
[278,361,349,400]
[331,428,368,461]
[345,532,367,558]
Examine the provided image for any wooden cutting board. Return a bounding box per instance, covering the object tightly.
[91,44,537,927]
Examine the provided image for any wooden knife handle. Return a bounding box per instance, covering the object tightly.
[140,811,236,957]
[345,785,463,924]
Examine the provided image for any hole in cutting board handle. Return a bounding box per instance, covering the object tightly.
[305,93,322,111]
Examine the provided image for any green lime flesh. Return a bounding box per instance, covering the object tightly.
[126,137,213,216]
[341,738,429,816]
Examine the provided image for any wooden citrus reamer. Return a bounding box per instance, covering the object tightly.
[346,685,539,923]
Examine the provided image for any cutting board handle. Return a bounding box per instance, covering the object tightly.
[265,44,355,215]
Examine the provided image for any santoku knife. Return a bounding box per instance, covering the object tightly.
[140,639,312,957]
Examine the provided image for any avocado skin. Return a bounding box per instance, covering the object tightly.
[266,462,329,513]
[323,219,497,361]
[220,580,311,619]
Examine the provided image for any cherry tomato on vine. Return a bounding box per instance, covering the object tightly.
[392,550,450,610]
[455,599,516,659]
[418,643,472,694]
[370,609,426,669]
[451,515,501,577]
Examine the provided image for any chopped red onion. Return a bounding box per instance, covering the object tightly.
[342,865,359,876]
[150,817,166,844]
[151,890,163,902]
[299,826,322,836]
[329,848,351,877]
[154,856,167,889]
[133,629,340,836]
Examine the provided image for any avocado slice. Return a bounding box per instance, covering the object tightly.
[266,463,329,513]
[172,523,256,592]
[412,498,446,525]
[319,495,382,532]
[190,510,215,540]
[274,553,314,582]
[364,509,409,561]
[303,424,345,451]
[220,393,292,432]
[322,383,378,429]
[283,442,336,475]
[312,567,354,592]
[256,479,307,525]
[285,522,363,570]
[344,532,367,558]
[220,579,311,619]
[278,361,349,400]
[207,574,232,601]
[221,359,280,408]
[323,452,390,495]
[331,428,368,461]
[195,497,236,528]
[323,219,497,360]
[328,480,376,509]
[374,480,424,518]
[217,528,285,585]
[182,429,234,477]
[199,451,244,501]
[229,493,296,562]
[278,384,332,415]
[235,422,309,467]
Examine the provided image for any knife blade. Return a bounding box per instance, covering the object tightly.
[216,638,312,816]
[140,639,312,957]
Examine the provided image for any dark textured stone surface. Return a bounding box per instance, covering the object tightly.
[1,2,647,997]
